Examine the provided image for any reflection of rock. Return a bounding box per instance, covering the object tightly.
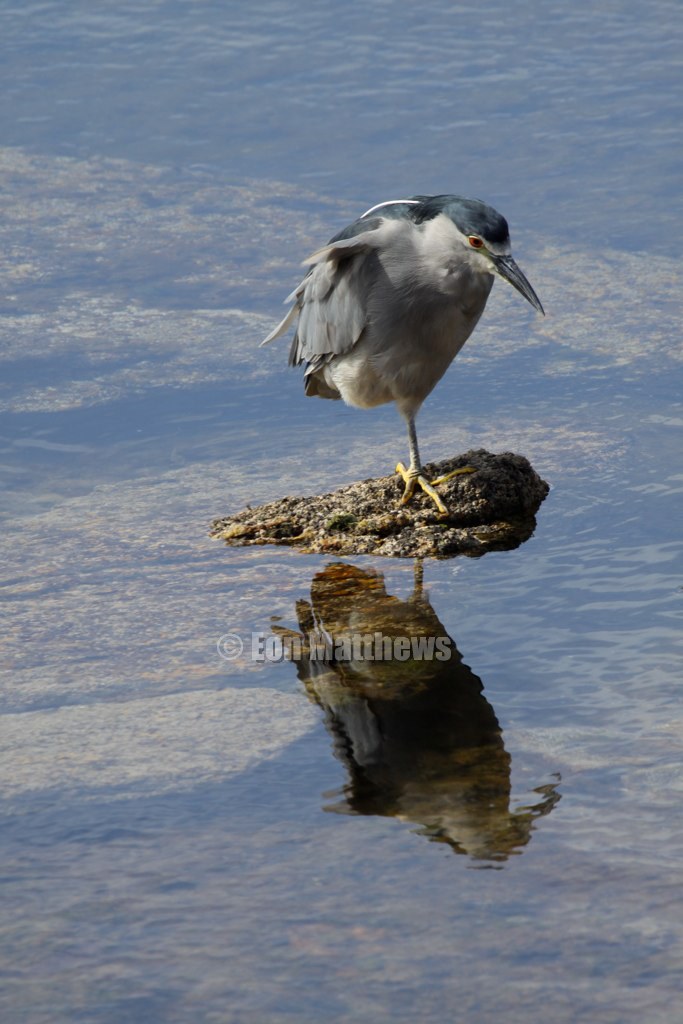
[275,562,560,862]
[212,449,549,559]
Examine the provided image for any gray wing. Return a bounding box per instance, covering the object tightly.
[261,198,425,361]
[260,218,386,368]
[260,201,426,396]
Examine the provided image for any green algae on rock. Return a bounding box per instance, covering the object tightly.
[211,449,550,559]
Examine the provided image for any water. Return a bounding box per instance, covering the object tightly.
[1,2,682,1021]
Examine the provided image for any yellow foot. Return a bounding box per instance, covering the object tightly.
[430,465,477,485]
[395,462,448,515]
[395,462,477,515]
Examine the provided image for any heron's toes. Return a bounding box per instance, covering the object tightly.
[430,465,477,485]
[415,477,449,515]
[395,461,417,502]
[395,462,449,516]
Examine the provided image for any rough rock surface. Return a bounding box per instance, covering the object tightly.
[211,449,550,559]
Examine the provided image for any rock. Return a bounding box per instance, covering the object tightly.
[211,449,550,559]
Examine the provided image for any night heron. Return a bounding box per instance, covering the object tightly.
[261,194,544,513]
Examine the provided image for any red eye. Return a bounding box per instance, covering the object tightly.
[468,236,484,249]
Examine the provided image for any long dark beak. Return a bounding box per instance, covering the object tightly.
[492,255,545,315]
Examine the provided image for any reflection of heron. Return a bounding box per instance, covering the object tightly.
[274,562,559,863]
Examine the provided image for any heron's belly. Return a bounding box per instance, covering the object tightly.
[324,309,476,411]
[323,349,395,409]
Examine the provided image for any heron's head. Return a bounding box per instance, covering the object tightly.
[415,196,545,315]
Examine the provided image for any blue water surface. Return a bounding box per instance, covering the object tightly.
[1,2,682,1022]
